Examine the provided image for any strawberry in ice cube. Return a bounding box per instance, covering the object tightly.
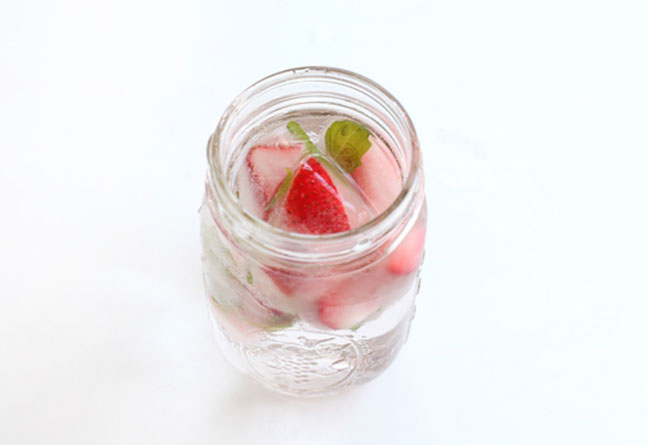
[238,144,302,218]
[279,157,351,235]
[387,223,426,275]
[351,139,402,215]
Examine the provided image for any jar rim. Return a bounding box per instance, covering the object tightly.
[207,66,423,264]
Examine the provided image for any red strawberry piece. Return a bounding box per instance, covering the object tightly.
[317,287,381,330]
[387,223,426,275]
[264,267,301,296]
[282,158,350,235]
[246,144,302,208]
[316,265,393,329]
[351,140,402,215]
[264,266,339,305]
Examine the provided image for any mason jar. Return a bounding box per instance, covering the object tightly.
[201,67,426,396]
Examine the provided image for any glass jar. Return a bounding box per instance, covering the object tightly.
[201,67,426,396]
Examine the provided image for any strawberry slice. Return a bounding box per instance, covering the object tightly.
[245,144,302,209]
[318,292,380,330]
[351,140,402,215]
[264,266,301,296]
[316,267,392,329]
[278,157,351,235]
[261,157,350,296]
[316,263,389,330]
[387,223,426,275]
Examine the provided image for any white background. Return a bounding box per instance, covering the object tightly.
[1,1,647,443]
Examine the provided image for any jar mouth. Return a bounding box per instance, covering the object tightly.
[207,66,423,264]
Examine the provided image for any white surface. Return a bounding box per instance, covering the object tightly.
[1,1,647,443]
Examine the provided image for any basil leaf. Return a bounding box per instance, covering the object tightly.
[325,120,372,173]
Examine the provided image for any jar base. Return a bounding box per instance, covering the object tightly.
[207,295,416,397]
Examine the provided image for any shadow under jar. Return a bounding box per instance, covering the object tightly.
[201,67,426,397]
